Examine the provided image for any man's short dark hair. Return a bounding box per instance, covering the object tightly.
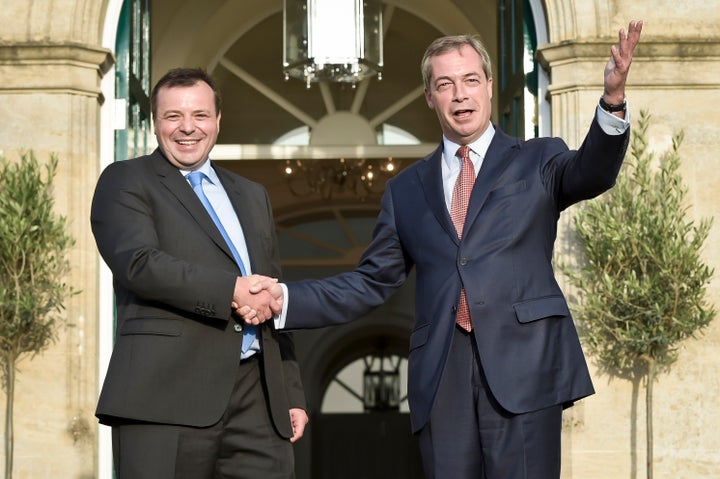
[150,67,222,119]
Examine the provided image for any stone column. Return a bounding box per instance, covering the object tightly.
[0,41,113,478]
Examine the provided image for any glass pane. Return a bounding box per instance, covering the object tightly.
[362,0,383,71]
[308,0,357,63]
[283,0,308,71]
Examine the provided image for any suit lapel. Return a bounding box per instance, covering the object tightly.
[214,164,267,274]
[417,130,521,244]
[151,151,236,263]
[463,127,521,234]
[417,144,460,244]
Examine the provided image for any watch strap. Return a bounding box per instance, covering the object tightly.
[599,96,627,113]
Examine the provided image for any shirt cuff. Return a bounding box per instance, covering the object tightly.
[273,283,289,330]
[596,100,631,135]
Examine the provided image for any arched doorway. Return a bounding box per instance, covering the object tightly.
[99,2,552,478]
[274,205,420,477]
[313,341,423,479]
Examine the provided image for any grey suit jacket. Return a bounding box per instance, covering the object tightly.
[91,149,305,437]
[285,119,629,432]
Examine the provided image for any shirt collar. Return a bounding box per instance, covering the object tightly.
[442,123,496,170]
[180,159,219,184]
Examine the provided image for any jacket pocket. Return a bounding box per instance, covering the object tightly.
[409,323,430,351]
[120,317,182,336]
[513,296,570,324]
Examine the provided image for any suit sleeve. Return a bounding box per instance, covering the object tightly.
[285,181,411,329]
[277,331,306,409]
[545,117,630,211]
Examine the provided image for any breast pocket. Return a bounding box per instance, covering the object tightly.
[487,180,527,202]
[479,180,529,244]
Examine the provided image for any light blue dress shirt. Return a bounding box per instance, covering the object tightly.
[183,160,260,357]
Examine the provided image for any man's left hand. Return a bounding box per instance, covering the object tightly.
[289,408,309,443]
[603,20,643,105]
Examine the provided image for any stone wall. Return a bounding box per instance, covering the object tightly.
[538,9,720,478]
[0,1,112,477]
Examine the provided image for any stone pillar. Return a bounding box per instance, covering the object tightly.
[537,37,720,478]
[0,41,113,478]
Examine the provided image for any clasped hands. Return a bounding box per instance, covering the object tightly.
[232,275,284,323]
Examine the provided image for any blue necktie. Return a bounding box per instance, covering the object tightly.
[187,171,256,352]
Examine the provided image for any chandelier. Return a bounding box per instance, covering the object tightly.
[283,157,398,200]
[283,0,383,87]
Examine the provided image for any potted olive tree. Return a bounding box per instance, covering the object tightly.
[562,111,716,479]
[0,151,77,479]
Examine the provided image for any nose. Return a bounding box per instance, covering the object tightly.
[179,116,195,133]
[453,83,468,101]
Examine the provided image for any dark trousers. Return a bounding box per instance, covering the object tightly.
[112,356,294,479]
[418,327,562,479]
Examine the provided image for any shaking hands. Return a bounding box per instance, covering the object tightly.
[232,274,285,323]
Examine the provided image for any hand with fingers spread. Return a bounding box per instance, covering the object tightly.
[603,20,643,112]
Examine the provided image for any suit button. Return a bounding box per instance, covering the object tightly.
[234,323,243,333]
[451,306,457,313]
[459,258,468,266]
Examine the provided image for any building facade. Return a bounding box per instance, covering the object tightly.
[0,0,719,477]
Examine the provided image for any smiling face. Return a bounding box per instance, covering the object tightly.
[424,44,493,145]
[153,81,221,171]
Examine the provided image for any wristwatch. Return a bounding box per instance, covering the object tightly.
[599,96,627,113]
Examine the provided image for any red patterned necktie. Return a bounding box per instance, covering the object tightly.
[450,145,475,331]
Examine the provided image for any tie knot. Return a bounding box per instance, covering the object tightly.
[457,145,471,161]
[187,171,207,188]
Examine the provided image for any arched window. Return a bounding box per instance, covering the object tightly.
[322,350,409,414]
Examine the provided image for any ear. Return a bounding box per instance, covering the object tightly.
[424,88,435,109]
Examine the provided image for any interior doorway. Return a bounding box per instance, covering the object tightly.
[313,413,423,479]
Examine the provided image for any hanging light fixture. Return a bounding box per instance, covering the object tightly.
[283,0,383,88]
[362,348,401,412]
[283,157,398,200]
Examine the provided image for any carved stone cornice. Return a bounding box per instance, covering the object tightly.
[537,40,720,94]
[0,42,114,102]
[538,39,720,69]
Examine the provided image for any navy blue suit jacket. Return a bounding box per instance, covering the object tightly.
[286,119,629,432]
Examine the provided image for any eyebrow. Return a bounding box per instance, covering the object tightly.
[434,72,482,84]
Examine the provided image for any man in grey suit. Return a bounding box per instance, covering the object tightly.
[91,68,307,479]
[244,21,643,479]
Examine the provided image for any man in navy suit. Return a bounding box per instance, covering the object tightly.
[91,68,307,479]
[245,20,642,479]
